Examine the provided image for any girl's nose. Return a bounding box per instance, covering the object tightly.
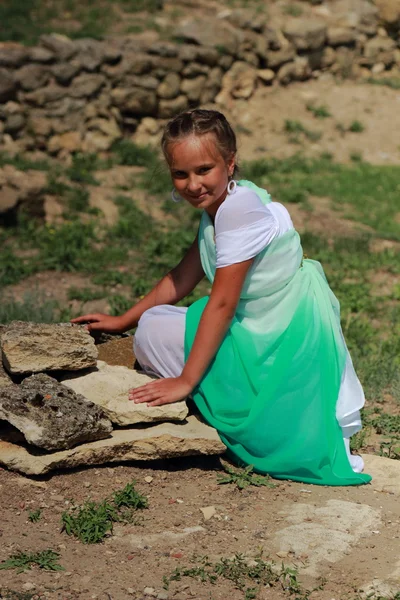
[187,175,201,191]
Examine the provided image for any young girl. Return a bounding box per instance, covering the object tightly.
[72,109,371,486]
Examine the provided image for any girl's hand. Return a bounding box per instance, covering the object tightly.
[129,376,193,407]
[70,313,126,334]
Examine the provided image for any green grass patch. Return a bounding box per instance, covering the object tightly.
[27,509,42,523]
[349,120,365,133]
[306,103,331,119]
[0,291,71,324]
[217,463,275,490]
[67,286,104,302]
[284,120,322,142]
[61,481,148,544]
[366,77,400,90]
[0,550,64,573]
[0,152,50,171]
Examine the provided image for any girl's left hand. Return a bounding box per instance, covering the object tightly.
[129,376,193,407]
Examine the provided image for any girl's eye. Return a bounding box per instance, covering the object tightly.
[199,166,211,174]
[173,171,186,178]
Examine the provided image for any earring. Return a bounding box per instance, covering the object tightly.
[227,179,237,195]
[171,188,182,203]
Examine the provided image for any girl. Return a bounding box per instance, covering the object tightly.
[72,109,371,486]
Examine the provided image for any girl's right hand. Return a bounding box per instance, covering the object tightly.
[70,313,126,334]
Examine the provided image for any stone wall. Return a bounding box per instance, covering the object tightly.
[0,0,400,156]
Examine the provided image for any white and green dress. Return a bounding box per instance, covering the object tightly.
[134,181,371,486]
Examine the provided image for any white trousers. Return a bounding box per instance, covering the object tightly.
[134,305,365,474]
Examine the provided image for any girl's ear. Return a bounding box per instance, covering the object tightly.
[228,154,236,177]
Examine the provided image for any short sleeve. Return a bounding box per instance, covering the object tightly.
[215,187,279,268]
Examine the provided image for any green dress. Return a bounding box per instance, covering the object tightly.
[184,180,371,486]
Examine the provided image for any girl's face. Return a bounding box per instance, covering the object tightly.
[168,133,235,218]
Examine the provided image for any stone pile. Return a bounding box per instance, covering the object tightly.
[0,322,225,475]
[0,0,399,156]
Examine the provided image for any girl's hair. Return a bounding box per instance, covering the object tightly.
[161,109,238,176]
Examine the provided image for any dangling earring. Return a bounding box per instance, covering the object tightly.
[227,179,237,195]
[171,188,182,203]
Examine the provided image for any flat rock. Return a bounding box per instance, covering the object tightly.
[0,415,226,475]
[61,361,188,426]
[1,321,98,374]
[362,453,400,494]
[0,361,12,387]
[0,373,112,451]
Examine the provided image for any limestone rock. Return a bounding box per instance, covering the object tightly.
[363,36,397,66]
[327,27,358,46]
[265,45,296,69]
[73,39,107,72]
[39,34,77,61]
[0,68,17,103]
[1,322,98,374]
[375,0,400,29]
[69,73,106,99]
[362,453,400,494]
[277,57,312,85]
[51,62,81,85]
[175,18,241,55]
[257,68,275,84]
[157,72,181,99]
[14,64,50,92]
[0,43,29,68]
[0,373,112,451]
[28,47,55,64]
[216,61,257,104]
[158,95,188,119]
[111,87,157,116]
[283,19,327,51]
[180,75,207,102]
[0,362,12,387]
[0,165,47,217]
[48,131,82,154]
[0,415,226,475]
[61,361,188,426]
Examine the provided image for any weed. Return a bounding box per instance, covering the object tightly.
[120,0,163,12]
[163,553,316,599]
[306,103,331,119]
[350,151,363,163]
[284,120,322,141]
[379,436,400,459]
[349,120,365,133]
[109,294,133,316]
[0,152,50,171]
[67,286,104,302]
[27,509,42,523]
[217,463,275,490]
[372,413,400,435]
[66,153,100,185]
[366,77,400,90]
[61,481,148,544]
[0,550,64,573]
[111,139,156,167]
[0,291,69,325]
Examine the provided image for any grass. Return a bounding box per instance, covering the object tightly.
[163,553,319,599]
[61,481,148,544]
[217,463,275,490]
[349,120,365,133]
[0,0,164,44]
[0,550,64,573]
[306,103,331,119]
[0,291,72,324]
[27,509,42,523]
[284,120,322,143]
[366,77,400,90]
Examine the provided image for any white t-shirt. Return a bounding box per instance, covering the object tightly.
[214,186,294,268]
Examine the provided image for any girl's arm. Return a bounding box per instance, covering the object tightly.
[130,257,254,406]
[71,235,204,333]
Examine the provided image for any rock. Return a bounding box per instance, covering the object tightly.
[157,72,181,99]
[0,415,226,475]
[0,43,29,67]
[28,116,53,137]
[148,41,178,58]
[61,361,188,426]
[327,27,358,46]
[1,322,98,374]
[200,506,216,521]
[375,0,400,29]
[265,45,296,69]
[151,57,184,78]
[24,84,65,107]
[86,117,120,139]
[102,54,152,80]
[14,65,50,91]
[182,62,210,78]
[39,33,77,61]
[111,87,157,116]
[4,113,25,134]
[144,476,153,483]
[332,0,378,34]
[158,95,188,119]
[47,131,82,154]
[0,166,47,217]
[51,62,81,85]
[0,68,17,103]
[69,73,106,98]
[180,75,207,102]
[143,588,157,598]
[257,68,275,84]
[174,17,241,55]
[73,39,107,72]
[28,47,55,64]
[216,61,257,103]
[363,36,397,66]
[0,373,112,451]
[0,362,12,387]
[278,57,312,85]
[362,454,400,494]
[283,19,327,51]
[82,131,117,153]
[196,47,219,67]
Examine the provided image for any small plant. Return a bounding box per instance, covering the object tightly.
[67,286,105,303]
[349,120,365,133]
[66,153,100,185]
[350,151,363,163]
[306,103,331,119]
[366,77,400,90]
[27,509,42,523]
[217,463,275,490]
[379,436,400,459]
[0,550,64,573]
[61,481,148,544]
[284,120,322,142]
[111,139,156,167]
